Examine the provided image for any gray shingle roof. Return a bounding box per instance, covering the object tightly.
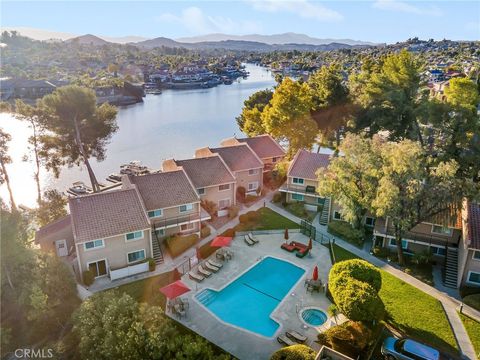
[210,144,263,172]
[288,149,331,180]
[237,135,285,159]
[35,215,73,244]
[467,202,480,250]
[175,156,235,188]
[69,189,150,243]
[129,170,199,210]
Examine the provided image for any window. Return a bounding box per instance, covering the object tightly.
[179,203,194,212]
[432,225,453,236]
[473,251,480,261]
[126,231,143,241]
[248,169,259,176]
[153,229,164,237]
[389,238,408,250]
[127,249,146,264]
[333,211,342,220]
[180,223,194,231]
[431,246,446,256]
[365,217,376,227]
[292,193,304,201]
[248,182,259,191]
[219,184,230,191]
[197,188,205,195]
[468,272,480,285]
[292,178,304,185]
[218,199,231,209]
[84,239,104,251]
[148,209,162,218]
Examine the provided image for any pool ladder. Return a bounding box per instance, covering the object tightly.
[196,289,216,306]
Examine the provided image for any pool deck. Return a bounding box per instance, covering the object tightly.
[169,232,339,360]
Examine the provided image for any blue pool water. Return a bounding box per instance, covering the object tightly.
[196,257,305,337]
[301,308,327,326]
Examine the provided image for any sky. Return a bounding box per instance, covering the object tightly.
[1,0,479,43]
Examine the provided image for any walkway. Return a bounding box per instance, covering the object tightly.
[267,201,478,360]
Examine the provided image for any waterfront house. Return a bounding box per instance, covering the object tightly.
[35,215,75,258]
[123,169,210,240]
[162,155,236,217]
[220,134,286,172]
[195,144,264,196]
[69,188,152,281]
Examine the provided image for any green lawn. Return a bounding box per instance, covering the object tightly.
[234,207,300,231]
[330,244,458,355]
[459,312,480,357]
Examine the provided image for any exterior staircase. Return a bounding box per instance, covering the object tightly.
[152,231,164,265]
[319,198,330,226]
[443,247,458,288]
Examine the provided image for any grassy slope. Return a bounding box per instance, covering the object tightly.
[331,244,458,354]
[459,312,480,357]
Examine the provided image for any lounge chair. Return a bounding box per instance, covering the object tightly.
[188,271,204,282]
[286,330,307,343]
[244,235,255,246]
[277,334,296,346]
[207,259,223,268]
[281,243,296,252]
[204,261,220,272]
[225,249,234,259]
[197,264,212,277]
[248,232,259,244]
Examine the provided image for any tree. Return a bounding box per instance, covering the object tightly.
[372,140,464,265]
[36,86,118,192]
[15,100,45,204]
[317,133,381,230]
[328,259,384,322]
[270,344,316,360]
[351,50,424,143]
[236,89,273,136]
[262,77,317,156]
[35,189,68,227]
[0,128,16,210]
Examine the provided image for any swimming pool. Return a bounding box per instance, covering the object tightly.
[196,257,305,337]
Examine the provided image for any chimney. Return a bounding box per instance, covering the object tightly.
[194,147,214,158]
[162,159,179,172]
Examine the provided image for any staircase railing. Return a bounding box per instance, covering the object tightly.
[152,224,164,263]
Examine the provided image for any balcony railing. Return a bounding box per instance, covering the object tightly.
[279,183,321,197]
[152,210,210,230]
[374,224,461,247]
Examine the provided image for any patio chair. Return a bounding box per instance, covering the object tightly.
[207,259,223,269]
[197,264,212,277]
[174,304,186,319]
[286,330,307,343]
[244,235,255,246]
[277,334,296,347]
[180,298,189,310]
[188,270,204,282]
[248,232,259,244]
[204,261,220,272]
[226,249,234,259]
[216,250,226,261]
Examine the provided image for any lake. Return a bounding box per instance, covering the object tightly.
[0,64,276,208]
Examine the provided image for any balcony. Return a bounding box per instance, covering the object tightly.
[279,183,321,197]
[152,209,211,230]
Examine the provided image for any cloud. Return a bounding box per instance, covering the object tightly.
[248,0,344,22]
[156,7,262,34]
[372,0,443,16]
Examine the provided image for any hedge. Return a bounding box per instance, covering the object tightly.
[270,345,316,360]
[165,233,199,258]
[463,294,480,311]
[328,220,364,246]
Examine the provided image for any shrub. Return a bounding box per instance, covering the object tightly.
[328,220,364,246]
[245,194,258,203]
[412,250,432,265]
[372,246,389,258]
[166,234,199,258]
[221,228,236,237]
[239,214,248,223]
[270,344,316,360]
[237,186,246,202]
[201,200,217,218]
[82,270,95,287]
[329,259,382,292]
[460,286,480,298]
[463,294,480,311]
[147,258,156,272]
[317,321,372,359]
[200,226,211,238]
[246,211,259,221]
[228,205,239,219]
[272,192,283,203]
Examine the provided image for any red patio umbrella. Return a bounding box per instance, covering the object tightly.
[312,266,319,281]
[159,280,191,299]
[210,236,233,247]
[196,247,202,260]
[308,238,313,250]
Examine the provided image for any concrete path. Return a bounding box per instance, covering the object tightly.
[266,201,478,360]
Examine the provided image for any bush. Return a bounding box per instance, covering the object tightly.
[228,205,239,219]
[328,220,364,246]
[221,228,236,237]
[329,259,382,292]
[372,247,389,258]
[201,200,217,218]
[147,258,156,272]
[239,214,248,223]
[460,286,480,298]
[272,192,283,203]
[317,321,372,359]
[237,186,246,202]
[245,194,258,203]
[270,344,316,360]
[200,226,211,238]
[166,234,199,258]
[464,294,480,311]
[412,250,432,265]
[83,270,95,287]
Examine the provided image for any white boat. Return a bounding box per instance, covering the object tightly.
[68,181,90,195]
[107,173,122,182]
[120,161,150,176]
